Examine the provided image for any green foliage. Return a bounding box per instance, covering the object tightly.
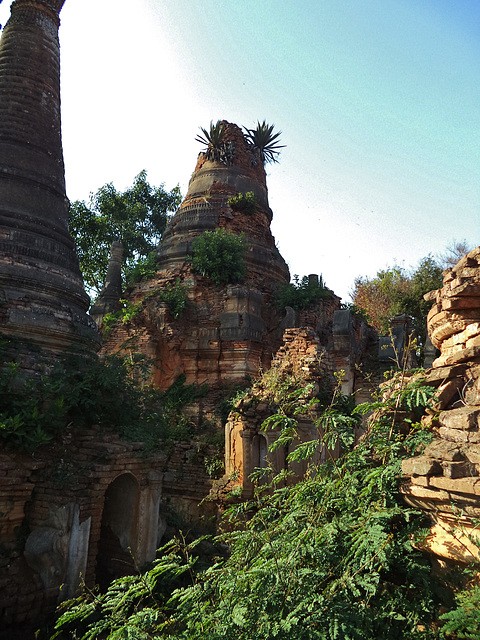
[276,274,330,311]
[227,191,257,215]
[0,344,201,451]
[101,299,143,335]
[53,370,460,639]
[52,537,202,640]
[189,228,247,286]
[204,454,225,479]
[125,251,158,285]
[440,583,480,638]
[152,280,191,319]
[244,120,285,164]
[69,171,181,299]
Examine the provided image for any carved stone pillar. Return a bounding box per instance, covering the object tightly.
[0,0,99,367]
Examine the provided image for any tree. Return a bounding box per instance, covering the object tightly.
[69,171,181,299]
[350,257,443,356]
[350,266,411,334]
[437,239,473,270]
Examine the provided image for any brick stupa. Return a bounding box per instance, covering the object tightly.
[101,122,292,390]
[0,0,99,370]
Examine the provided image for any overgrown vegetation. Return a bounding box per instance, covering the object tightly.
[189,228,247,286]
[0,342,201,451]
[276,274,330,311]
[195,119,284,167]
[69,171,181,299]
[227,191,257,215]
[149,279,191,319]
[52,361,472,639]
[244,120,285,164]
[125,251,158,285]
[195,120,235,165]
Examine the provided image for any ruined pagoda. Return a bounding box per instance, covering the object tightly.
[0,0,99,370]
[101,121,292,390]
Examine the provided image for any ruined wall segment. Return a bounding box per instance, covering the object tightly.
[400,247,480,562]
[0,0,99,367]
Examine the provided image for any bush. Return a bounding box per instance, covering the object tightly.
[227,191,257,215]
[189,228,247,286]
[154,280,190,319]
[125,251,158,285]
[0,342,201,451]
[276,274,329,311]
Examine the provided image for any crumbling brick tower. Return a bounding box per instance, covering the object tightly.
[0,0,99,369]
[101,121,292,391]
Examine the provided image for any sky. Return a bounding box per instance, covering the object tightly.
[0,0,479,301]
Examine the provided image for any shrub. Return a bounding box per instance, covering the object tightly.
[53,370,462,640]
[189,228,247,286]
[276,274,329,311]
[152,279,190,319]
[125,251,158,285]
[0,342,202,451]
[227,191,257,215]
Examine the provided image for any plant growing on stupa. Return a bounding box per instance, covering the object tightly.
[227,191,257,215]
[244,120,285,164]
[189,228,247,285]
[195,120,234,164]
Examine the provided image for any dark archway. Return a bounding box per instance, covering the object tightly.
[252,434,268,470]
[96,473,139,589]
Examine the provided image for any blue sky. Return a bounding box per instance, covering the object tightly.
[0,0,478,300]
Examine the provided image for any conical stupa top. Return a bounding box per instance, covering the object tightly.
[157,121,289,286]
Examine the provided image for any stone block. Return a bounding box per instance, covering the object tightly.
[443,297,480,310]
[410,476,430,486]
[422,440,464,462]
[424,364,467,386]
[429,476,480,495]
[401,456,442,477]
[431,378,463,410]
[464,444,480,464]
[442,460,477,479]
[439,406,480,430]
[467,335,480,349]
[407,484,450,501]
[438,427,469,443]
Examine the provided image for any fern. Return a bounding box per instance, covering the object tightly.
[52,373,461,640]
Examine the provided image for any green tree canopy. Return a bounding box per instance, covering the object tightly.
[69,170,181,299]
[351,256,443,353]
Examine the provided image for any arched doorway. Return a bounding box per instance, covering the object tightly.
[251,434,268,470]
[96,474,139,589]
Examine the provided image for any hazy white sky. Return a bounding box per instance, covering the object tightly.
[1,0,479,300]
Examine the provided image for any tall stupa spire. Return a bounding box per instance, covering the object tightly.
[0,0,99,367]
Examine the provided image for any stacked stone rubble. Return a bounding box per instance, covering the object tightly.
[222,328,335,497]
[401,246,480,562]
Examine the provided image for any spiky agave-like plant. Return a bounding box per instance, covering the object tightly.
[244,120,285,164]
[195,120,227,161]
